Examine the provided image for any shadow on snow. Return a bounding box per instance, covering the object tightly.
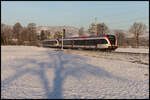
[2,50,129,99]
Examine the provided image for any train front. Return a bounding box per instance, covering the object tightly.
[105,35,118,50]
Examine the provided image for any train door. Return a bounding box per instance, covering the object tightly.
[97,39,109,49]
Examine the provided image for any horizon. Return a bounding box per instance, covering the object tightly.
[2,23,149,32]
[2,1,149,31]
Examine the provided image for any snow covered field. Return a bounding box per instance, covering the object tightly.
[1,46,149,99]
[115,47,149,53]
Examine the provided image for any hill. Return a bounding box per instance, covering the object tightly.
[36,26,79,37]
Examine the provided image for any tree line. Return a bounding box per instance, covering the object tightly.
[1,22,148,48]
[78,22,148,48]
[1,22,39,46]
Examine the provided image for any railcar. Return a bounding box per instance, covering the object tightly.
[42,34,118,51]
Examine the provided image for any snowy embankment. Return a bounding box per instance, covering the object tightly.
[1,46,149,99]
[115,47,149,53]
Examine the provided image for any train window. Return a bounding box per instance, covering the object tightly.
[72,39,100,45]
[74,40,86,45]
[97,39,108,44]
[85,40,96,45]
[80,40,85,45]
[85,40,89,45]
[72,39,97,45]
[63,40,72,45]
[91,39,96,45]
[74,40,79,45]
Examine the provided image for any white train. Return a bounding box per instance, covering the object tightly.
[42,34,118,51]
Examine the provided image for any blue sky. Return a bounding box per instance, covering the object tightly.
[1,1,149,30]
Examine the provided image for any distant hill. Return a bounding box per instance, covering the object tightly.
[36,26,79,37]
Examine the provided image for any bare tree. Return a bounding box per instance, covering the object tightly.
[2,22,39,46]
[44,30,51,39]
[54,31,62,39]
[1,24,13,45]
[63,29,66,38]
[13,22,23,41]
[21,27,30,41]
[78,27,84,36]
[1,34,5,45]
[27,23,37,42]
[1,24,7,45]
[88,23,97,36]
[114,30,126,47]
[97,23,109,36]
[40,30,47,40]
[129,22,147,48]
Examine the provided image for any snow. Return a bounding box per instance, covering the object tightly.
[115,47,149,53]
[1,46,149,99]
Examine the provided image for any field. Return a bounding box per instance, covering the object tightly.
[1,46,149,99]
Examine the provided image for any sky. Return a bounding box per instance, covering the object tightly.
[1,1,149,31]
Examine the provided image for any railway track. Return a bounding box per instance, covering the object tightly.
[44,46,149,56]
[111,51,149,56]
[44,47,149,65]
[63,48,149,66]
[71,48,149,56]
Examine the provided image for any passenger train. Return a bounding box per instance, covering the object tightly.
[42,34,118,51]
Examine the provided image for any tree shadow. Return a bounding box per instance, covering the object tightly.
[2,50,129,99]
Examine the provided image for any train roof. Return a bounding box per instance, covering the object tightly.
[43,37,105,41]
[43,34,115,41]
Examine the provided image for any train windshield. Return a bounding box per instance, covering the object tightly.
[106,35,116,45]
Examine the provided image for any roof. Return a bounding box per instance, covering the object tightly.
[43,34,115,41]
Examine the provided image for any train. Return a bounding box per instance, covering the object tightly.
[42,34,118,51]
